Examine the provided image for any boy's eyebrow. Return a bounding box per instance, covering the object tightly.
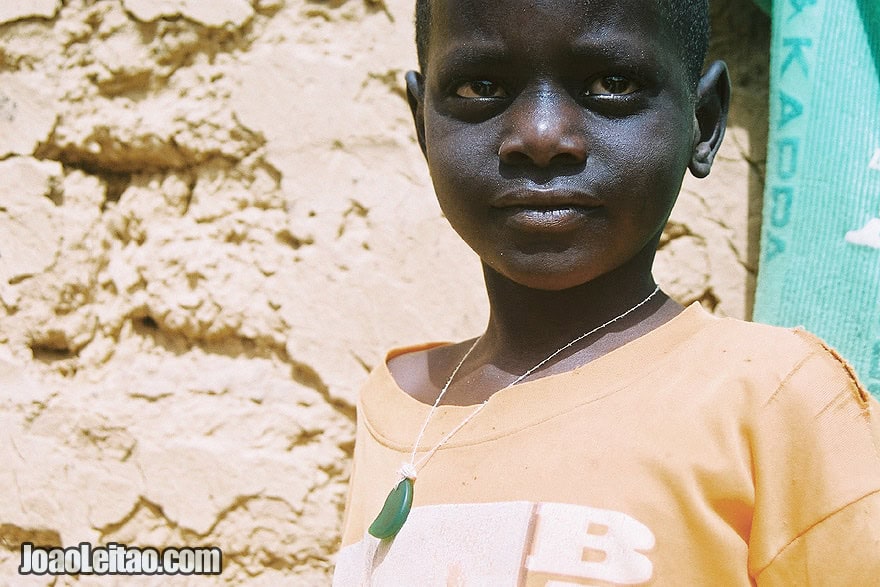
[571,26,666,62]
[430,42,509,77]
[569,39,664,69]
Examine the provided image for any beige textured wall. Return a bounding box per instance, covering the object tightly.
[0,0,767,584]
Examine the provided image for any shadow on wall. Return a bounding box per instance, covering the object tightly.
[708,0,771,319]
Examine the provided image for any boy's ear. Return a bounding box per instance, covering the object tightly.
[689,60,731,179]
[405,70,427,157]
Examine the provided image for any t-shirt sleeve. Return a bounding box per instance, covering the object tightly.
[748,334,880,584]
[756,490,880,585]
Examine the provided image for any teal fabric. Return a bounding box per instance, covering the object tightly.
[752,0,880,398]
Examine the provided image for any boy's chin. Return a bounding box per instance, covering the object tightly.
[482,262,612,293]
[480,243,658,293]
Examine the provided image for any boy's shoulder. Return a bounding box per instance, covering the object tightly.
[688,306,872,409]
[702,307,854,371]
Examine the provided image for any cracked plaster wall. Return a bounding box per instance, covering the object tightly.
[0,0,769,584]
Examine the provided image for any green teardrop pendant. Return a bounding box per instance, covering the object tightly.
[368,478,414,539]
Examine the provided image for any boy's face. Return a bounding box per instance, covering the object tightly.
[407,0,726,292]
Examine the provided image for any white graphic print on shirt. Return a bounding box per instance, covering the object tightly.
[334,501,655,586]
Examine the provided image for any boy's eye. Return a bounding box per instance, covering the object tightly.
[455,80,507,99]
[583,75,639,97]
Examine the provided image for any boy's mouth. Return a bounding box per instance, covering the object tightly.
[492,190,603,232]
[492,192,602,233]
[492,189,602,210]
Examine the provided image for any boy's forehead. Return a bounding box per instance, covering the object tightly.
[426,0,672,66]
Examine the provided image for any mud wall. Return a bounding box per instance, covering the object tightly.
[0,0,768,584]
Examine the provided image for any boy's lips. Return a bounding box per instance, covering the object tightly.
[491,190,603,233]
[491,189,603,209]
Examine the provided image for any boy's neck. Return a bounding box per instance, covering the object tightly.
[479,257,673,365]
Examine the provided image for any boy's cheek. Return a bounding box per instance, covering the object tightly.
[425,131,500,186]
[425,115,495,155]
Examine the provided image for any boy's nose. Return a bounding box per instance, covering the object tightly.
[498,91,588,168]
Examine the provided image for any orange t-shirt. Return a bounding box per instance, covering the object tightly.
[335,303,880,585]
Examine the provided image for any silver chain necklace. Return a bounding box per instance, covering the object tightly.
[367,284,662,539]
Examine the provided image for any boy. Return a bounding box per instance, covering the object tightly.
[334,0,880,584]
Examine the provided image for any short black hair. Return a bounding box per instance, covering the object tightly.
[414,0,710,89]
